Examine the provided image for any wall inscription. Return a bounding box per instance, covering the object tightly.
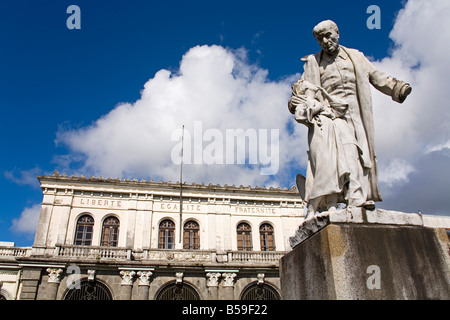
[158,203,202,212]
[77,198,122,208]
[74,197,284,215]
[234,206,276,214]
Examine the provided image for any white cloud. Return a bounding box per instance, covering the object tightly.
[4,167,44,188]
[371,0,450,213]
[378,159,415,188]
[11,203,41,235]
[425,140,450,154]
[56,45,301,187]
[372,0,450,159]
[54,0,450,216]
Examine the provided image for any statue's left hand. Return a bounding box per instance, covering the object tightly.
[400,83,412,101]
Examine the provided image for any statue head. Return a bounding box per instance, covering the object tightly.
[312,20,340,55]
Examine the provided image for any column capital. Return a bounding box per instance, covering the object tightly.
[206,272,221,287]
[137,271,153,286]
[120,270,136,286]
[46,268,63,284]
[222,272,237,287]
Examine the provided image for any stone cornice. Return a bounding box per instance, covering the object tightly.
[38,170,299,196]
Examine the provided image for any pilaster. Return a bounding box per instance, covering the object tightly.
[119,270,135,300]
[45,268,63,300]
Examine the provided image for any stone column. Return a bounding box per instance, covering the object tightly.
[46,268,63,300]
[206,272,221,300]
[119,270,135,300]
[137,271,153,300]
[222,272,237,300]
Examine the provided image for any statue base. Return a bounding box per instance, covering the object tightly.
[280,208,450,299]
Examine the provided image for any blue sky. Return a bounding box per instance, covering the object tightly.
[1,0,449,246]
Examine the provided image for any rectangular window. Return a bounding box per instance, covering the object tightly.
[183,230,199,249]
[237,232,252,251]
[159,229,174,249]
[260,233,275,251]
[75,225,92,246]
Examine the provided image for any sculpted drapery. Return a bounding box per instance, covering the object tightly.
[289,20,411,218]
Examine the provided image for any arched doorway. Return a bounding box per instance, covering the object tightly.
[63,279,113,300]
[240,282,281,300]
[155,281,201,300]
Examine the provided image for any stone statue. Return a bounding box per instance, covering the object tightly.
[289,20,412,219]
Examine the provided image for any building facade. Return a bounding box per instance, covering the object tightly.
[0,172,306,300]
[2,172,449,300]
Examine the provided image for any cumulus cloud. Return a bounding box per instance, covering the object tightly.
[378,159,415,189]
[11,203,41,235]
[4,167,44,188]
[56,45,301,187]
[370,0,450,213]
[54,0,449,216]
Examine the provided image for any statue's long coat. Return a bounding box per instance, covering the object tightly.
[299,46,405,203]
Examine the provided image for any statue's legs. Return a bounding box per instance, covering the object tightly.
[305,193,338,220]
[305,197,321,219]
[343,143,367,207]
[325,193,338,211]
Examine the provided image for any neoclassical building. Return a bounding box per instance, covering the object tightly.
[2,172,449,300]
[0,172,307,300]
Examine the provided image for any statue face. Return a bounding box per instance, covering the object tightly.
[315,27,339,55]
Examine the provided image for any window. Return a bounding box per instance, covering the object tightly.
[101,216,119,247]
[237,222,252,251]
[183,220,200,249]
[260,223,275,251]
[159,219,175,249]
[74,215,94,246]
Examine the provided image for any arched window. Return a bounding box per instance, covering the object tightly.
[74,215,94,246]
[64,279,113,300]
[260,223,275,251]
[237,222,252,251]
[183,220,200,250]
[0,288,10,300]
[159,220,175,249]
[155,281,201,300]
[101,216,119,247]
[240,282,281,300]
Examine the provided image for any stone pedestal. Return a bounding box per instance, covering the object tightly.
[280,208,450,300]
